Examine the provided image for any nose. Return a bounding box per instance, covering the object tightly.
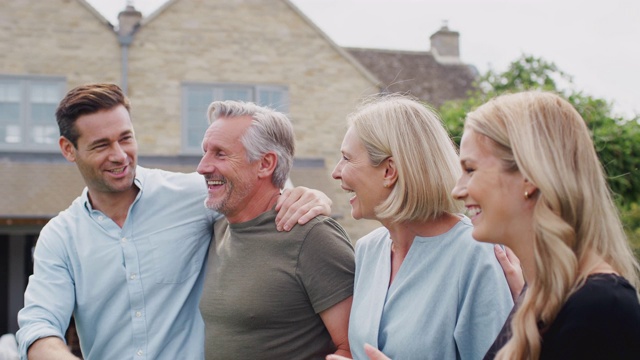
[108,143,127,163]
[197,153,213,175]
[451,176,467,201]
[331,159,343,180]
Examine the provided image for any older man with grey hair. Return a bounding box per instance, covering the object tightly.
[197,101,355,359]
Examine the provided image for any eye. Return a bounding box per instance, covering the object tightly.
[464,167,475,174]
[341,154,349,161]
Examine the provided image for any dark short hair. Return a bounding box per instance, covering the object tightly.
[55,83,131,147]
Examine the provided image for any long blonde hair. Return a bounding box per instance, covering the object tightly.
[465,91,640,359]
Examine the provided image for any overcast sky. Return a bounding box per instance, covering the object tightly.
[87,0,640,117]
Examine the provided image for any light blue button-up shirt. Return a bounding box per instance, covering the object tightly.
[17,166,219,360]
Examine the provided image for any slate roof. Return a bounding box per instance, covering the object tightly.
[346,47,478,108]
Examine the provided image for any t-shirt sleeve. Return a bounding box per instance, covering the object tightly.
[296,217,355,313]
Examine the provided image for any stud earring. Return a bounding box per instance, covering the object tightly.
[524,191,529,199]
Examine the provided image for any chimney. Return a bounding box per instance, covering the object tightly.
[429,21,461,64]
[117,3,142,38]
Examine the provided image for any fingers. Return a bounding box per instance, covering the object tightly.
[494,244,525,301]
[504,246,521,266]
[363,344,391,360]
[275,187,332,231]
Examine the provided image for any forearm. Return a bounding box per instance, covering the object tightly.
[333,347,352,358]
[27,336,79,360]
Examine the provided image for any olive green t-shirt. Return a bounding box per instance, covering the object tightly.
[200,210,355,359]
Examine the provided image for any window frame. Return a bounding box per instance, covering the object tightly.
[181,82,289,154]
[0,75,65,153]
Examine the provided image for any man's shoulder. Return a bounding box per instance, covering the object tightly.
[136,166,201,185]
[291,215,349,240]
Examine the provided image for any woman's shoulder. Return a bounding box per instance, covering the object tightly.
[355,227,389,250]
[560,273,640,324]
[541,274,640,358]
[571,273,639,306]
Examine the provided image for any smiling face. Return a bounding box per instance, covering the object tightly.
[60,105,138,199]
[331,126,390,221]
[196,115,259,220]
[451,129,527,246]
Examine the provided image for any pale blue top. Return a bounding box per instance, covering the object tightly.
[17,167,219,360]
[349,216,513,360]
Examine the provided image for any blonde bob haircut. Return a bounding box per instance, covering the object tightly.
[347,94,462,223]
[465,91,640,359]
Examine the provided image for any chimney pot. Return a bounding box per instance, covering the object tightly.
[117,4,142,37]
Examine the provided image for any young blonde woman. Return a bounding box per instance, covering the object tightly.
[328,95,513,360]
[453,91,640,359]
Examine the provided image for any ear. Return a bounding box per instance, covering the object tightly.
[383,157,398,188]
[59,136,77,163]
[257,152,277,179]
[523,178,538,199]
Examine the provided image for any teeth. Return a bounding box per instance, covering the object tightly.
[207,180,225,185]
[467,207,482,217]
[110,167,125,174]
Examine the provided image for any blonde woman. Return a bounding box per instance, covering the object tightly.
[452,91,640,359]
[328,95,513,360]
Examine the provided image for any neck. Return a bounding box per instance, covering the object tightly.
[88,186,139,228]
[384,213,459,255]
[225,184,280,224]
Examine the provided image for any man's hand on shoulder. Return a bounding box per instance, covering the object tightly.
[275,187,332,231]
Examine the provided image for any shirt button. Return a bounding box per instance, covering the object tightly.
[98,215,104,221]
[121,237,127,243]
[135,311,142,318]
[130,273,137,280]
[137,349,143,356]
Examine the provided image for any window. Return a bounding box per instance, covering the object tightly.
[182,83,289,153]
[0,76,65,152]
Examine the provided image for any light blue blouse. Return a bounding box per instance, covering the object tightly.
[349,217,513,360]
[17,167,219,360]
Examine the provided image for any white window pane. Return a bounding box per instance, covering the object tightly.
[31,103,57,125]
[0,82,20,102]
[221,88,251,101]
[31,125,58,144]
[2,125,21,144]
[0,103,20,122]
[31,83,60,103]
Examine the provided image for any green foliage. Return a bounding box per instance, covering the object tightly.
[620,202,640,259]
[438,54,640,258]
[439,54,640,207]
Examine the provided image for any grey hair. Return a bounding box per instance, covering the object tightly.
[207,100,294,188]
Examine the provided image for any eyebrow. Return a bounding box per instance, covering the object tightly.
[87,130,133,148]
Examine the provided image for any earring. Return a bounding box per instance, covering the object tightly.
[524,191,529,199]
